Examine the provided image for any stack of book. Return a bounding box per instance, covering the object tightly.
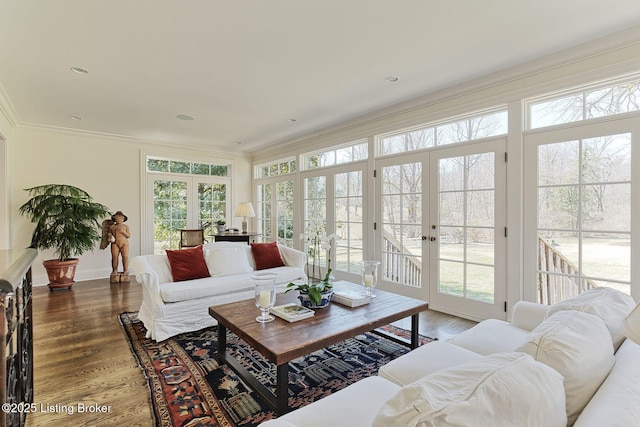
[270,303,315,322]
[332,289,371,307]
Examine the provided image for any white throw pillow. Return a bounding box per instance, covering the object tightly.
[372,352,567,427]
[546,287,636,350]
[204,246,253,277]
[517,310,615,426]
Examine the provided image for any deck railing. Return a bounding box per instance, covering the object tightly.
[380,234,595,303]
[382,232,422,287]
[538,236,598,305]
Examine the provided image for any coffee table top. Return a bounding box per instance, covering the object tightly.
[208,287,429,365]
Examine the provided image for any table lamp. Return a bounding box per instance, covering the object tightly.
[623,302,640,345]
[235,202,255,234]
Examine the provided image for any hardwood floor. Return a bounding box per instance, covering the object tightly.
[26,279,152,427]
[25,278,476,426]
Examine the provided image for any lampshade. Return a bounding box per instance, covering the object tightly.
[235,202,256,218]
[623,302,640,345]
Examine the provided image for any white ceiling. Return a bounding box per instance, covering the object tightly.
[1,1,640,152]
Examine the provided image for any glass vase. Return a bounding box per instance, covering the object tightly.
[253,272,277,323]
[359,261,381,298]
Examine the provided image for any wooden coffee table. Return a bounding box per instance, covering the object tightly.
[208,288,428,415]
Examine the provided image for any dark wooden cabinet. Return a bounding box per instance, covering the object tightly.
[213,232,260,245]
[0,249,36,427]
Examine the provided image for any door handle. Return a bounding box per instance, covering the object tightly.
[430,236,436,242]
[421,235,427,241]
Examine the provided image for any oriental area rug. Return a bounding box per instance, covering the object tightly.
[119,311,434,427]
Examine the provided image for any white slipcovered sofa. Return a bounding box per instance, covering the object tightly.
[261,287,640,427]
[130,241,306,341]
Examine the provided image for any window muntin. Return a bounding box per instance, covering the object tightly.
[536,133,631,301]
[379,109,507,156]
[303,176,328,278]
[334,171,363,273]
[438,153,496,303]
[257,183,273,242]
[255,158,297,179]
[147,158,229,176]
[153,180,187,253]
[276,180,294,247]
[528,78,640,129]
[302,140,368,171]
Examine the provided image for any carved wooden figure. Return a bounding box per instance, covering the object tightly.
[101,211,131,284]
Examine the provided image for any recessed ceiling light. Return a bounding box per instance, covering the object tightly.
[69,115,82,121]
[176,114,195,121]
[70,67,89,75]
[384,76,399,83]
[287,118,297,122]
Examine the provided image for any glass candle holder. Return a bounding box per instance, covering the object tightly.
[359,260,381,298]
[253,272,277,323]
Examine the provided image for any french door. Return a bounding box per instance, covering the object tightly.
[145,174,229,254]
[376,140,506,320]
[300,162,367,278]
[523,118,640,303]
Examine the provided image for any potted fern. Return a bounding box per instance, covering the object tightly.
[19,184,110,290]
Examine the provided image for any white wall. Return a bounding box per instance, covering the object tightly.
[0,109,15,250]
[9,127,252,285]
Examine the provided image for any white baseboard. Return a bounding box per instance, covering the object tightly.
[32,267,120,287]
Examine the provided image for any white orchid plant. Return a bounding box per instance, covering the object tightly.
[213,209,226,226]
[299,219,336,282]
[287,220,336,304]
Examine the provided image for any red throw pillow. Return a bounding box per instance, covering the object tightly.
[251,242,285,270]
[166,245,210,282]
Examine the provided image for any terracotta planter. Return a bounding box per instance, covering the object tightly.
[43,258,79,290]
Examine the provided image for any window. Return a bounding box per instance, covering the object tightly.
[147,158,229,176]
[303,175,327,277]
[255,157,295,247]
[528,77,640,129]
[379,108,507,156]
[302,140,368,170]
[334,171,363,272]
[534,133,631,301]
[255,158,296,179]
[145,156,231,254]
[256,181,294,246]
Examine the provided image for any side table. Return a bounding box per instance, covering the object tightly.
[213,231,260,244]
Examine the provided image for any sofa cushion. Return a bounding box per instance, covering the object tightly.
[517,310,615,425]
[159,266,306,303]
[573,339,640,427]
[251,242,285,270]
[378,341,482,386]
[205,245,253,277]
[372,352,567,427]
[165,245,210,282]
[262,376,401,427]
[446,319,529,355]
[546,287,636,350]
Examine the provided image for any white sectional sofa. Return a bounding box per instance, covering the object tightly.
[130,241,306,341]
[261,287,640,427]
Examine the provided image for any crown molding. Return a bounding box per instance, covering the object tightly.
[0,82,18,129]
[19,122,248,157]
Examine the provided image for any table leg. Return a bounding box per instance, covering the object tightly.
[411,313,420,349]
[275,363,290,416]
[217,323,227,361]
[214,322,290,415]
